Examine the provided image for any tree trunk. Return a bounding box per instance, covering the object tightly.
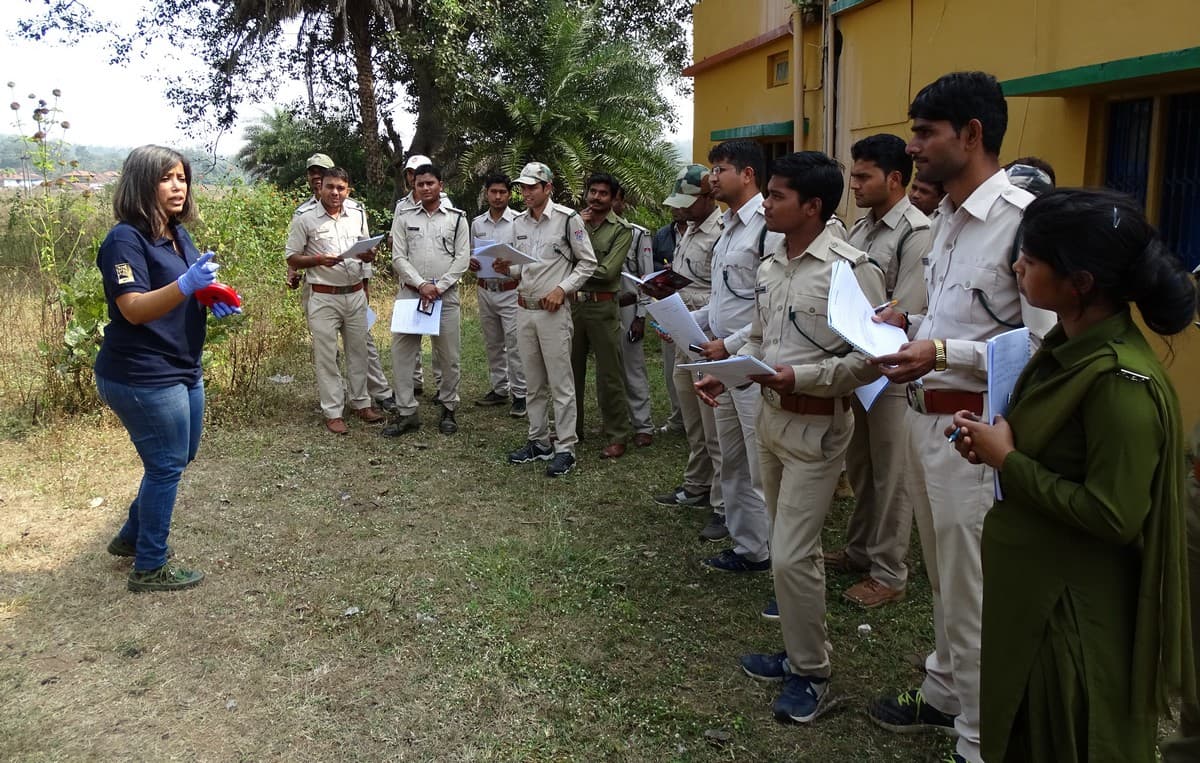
[347,1,385,188]
[407,55,447,166]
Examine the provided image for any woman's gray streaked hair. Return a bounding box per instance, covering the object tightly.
[112,145,196,238]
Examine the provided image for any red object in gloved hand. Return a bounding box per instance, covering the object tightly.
[195,282,242,308]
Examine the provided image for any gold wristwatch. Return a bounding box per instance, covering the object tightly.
[932,339,948,372]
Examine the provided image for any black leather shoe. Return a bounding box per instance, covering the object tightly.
[438,406,458,435]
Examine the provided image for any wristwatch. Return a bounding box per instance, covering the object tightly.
[932,339,948,372]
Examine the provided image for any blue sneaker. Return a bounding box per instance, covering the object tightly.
[740,652,787,683]
[761,599,779,620]
[701,549,770,573]
[773,673,833,724]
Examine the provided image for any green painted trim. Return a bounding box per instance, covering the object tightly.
[710,121,795,140]
[830,0,880,15]
[1001,47,1200,96]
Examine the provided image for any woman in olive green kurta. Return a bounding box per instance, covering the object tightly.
[946,189,1197,763]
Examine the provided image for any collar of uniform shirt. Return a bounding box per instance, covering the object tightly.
[938,169,1023,223]
[697,206,723,234]
[722,192,764,230]
[878,194,913,229]
[586,209,622,229]
[766,226,836,265]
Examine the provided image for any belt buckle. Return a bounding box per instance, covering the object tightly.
[761,387,779,408]
[905,381,927,413]
[577,291,591,302]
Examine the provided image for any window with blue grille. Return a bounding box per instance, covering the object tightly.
[1159,92,1200,271]
[1104,98,1153,207]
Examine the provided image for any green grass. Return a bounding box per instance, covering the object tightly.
[0,297,955,761]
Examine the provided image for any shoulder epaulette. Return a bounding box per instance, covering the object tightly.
[902,205,931,231]
[830,238,871,266]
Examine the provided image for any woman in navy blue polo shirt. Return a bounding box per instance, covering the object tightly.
[94,145,240,593]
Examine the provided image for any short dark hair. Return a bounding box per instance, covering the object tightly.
[768,151,843,223]
[482,172,511,190]
[708,139,765,183]
[585,172,621,197]
[1020,188,1197,335]
[851,134,914,187]
[321,166,351,185]
[913,169,944,195]
[413,164,442,182]
[113,145,197,238]
[909,71,1008,156]
[1006,156,1056,186]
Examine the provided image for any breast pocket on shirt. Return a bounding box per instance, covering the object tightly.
[947,264,1002,327]
[722,258,758,301]
[787,294,839,351]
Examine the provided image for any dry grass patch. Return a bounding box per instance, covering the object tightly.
[1,321,955,762]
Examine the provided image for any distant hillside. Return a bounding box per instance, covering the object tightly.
[0,134,247,183]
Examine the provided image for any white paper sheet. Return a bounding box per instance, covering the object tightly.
[677,355,776,388]
[986,326,1032,499]
[827,260,909,358]
[339,234,386,261]
[473,242,536,280]
[366,306,377,330]
[390,299,443,336]
[645,293,709,359]
[854,376,890,411]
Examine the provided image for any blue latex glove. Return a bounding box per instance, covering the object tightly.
[210,301,242,319]
[177,251,220,296]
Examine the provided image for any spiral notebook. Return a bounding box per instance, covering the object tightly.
[986,326,1033,499]
[826,260,908,358]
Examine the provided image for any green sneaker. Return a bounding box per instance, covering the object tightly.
[106,536,173,560]
[127,563,205,593]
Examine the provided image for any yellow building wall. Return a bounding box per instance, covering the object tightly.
[692,38,796,163]
[692,0,793,61]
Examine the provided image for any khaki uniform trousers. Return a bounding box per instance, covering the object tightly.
[662,339,682,430]
[365,332,394,403]
[571,300,632,443]
[390,291,462,416]
[758,401,854,678]
[518,304,578,454]
[672,344,723,508]
[907,405,993,763]
[619,303,654,434]
[477,285,525,398]
[843,387,914,589]
[307,289,370,419]
[714,384,770,561]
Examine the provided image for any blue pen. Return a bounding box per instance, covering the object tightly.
[947,412,981,443]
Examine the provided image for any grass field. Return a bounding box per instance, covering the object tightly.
[0,296,959,761]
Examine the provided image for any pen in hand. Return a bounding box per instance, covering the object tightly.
[872,299,899,314]
[947,412,982,443]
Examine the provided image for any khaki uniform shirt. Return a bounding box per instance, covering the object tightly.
[511,202,597,301]
[674,207,723,310]
[390,199,470,294]
[744,229,885,398]
[472,208,519,285]
[285,201,371,287]
[582,211,634,293]
[471,208,519,248]
[910,170,1056,392]
[622,223,655,317]
[847,195,932,313]
[693,194,784,354]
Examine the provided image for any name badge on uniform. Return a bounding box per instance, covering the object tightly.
[114,263,134,284]
[754,285,767,295]
[408,226,420,231]
[921,257,930,266]
[516,235,528,241]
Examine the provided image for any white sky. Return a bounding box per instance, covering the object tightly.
[0,1,692,154]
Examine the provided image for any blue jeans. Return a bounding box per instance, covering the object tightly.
[96,375,204,571]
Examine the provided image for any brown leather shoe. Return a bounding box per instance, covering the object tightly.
[843,577,906,609]
[633,432,653,447]
[325,417,349,435]
[355,407,385,423]
[600,442,626,459]
[823,548,869,574]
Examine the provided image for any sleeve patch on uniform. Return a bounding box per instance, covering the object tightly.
[114,262,134,284]
[573,228,585,242]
